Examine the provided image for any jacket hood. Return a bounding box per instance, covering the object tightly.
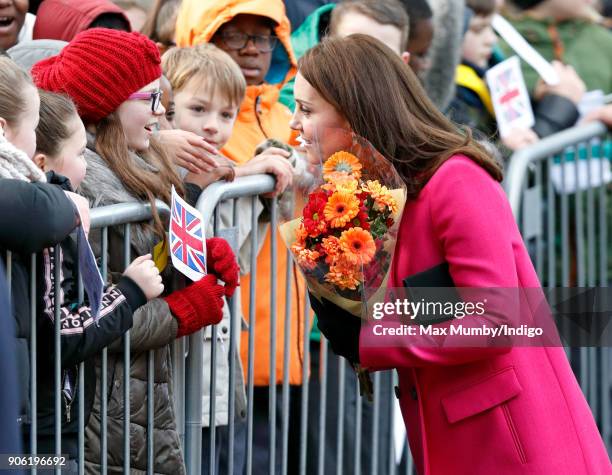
[175,0,296,87]
[421,0,465,112]
[33,0,130,42]
[8,39,66,72]
[290,3,334,60]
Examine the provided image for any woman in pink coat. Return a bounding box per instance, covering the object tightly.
[290,35,611,474]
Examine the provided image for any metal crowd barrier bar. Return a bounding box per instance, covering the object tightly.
[189,175,408,475]
[503,121,612,454]
[25,201,170,474]
[192,175,275,475]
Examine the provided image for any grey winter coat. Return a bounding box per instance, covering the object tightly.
[79,138,186,475]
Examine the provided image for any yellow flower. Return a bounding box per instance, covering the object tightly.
[323,151,362,181]
[324,191,360,228]
[338,227,376,266]
[325,262,362,290]
[362,180,398,214]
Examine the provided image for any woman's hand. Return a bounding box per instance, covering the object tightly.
[501,127,539,151]
[584,104,612,126]
[534,61,586,105]
[158,129,221,173]
[236,147,294,197]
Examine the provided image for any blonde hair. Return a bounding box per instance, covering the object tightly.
[162,44,246,109]
[0,56,34,127]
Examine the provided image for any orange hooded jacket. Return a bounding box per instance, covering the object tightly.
[176,0,308,386]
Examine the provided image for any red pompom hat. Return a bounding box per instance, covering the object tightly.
[32,28,162,124]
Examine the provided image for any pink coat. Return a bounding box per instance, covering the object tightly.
[360,156,611,474]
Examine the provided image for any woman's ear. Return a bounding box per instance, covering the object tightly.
[32,153,48,171]
[0,117,7,136]
[401,51,411,65]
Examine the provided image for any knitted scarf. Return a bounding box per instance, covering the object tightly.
[0,132,46,182]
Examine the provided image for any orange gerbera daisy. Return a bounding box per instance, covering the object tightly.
[325,262,362,290]
[323,151,362,181]
[324,191,360,228]
[339,227,376,265]
[362,180,398,214]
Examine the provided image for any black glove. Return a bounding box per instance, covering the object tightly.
[309,293,361,364]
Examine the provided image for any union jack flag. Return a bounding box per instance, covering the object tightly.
[495,67,522,122]
[169,186,207,281]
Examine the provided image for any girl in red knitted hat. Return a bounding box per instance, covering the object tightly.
[0,55,161,469]
[32,28,239,475]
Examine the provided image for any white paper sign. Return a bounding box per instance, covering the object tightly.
[486,56,535,138]
[169,186,207,281]
[492,14,560,86]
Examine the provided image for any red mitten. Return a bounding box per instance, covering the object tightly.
[164,274,225,337]
[206,237,239,297]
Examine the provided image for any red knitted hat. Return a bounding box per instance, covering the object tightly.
[32,28,161,124]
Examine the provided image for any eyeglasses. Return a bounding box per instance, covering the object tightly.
[217,32,278,53]
[128,91,163,112]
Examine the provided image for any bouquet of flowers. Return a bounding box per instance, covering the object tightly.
[280,133,406,320]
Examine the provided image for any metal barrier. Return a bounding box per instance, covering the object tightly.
[185,176,405,475]
[3,200,170,474]
[504,120,612,453]
[5,120,611,474]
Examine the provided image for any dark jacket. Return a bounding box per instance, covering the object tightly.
[0,263,22,461]
[450,60,498,138]
[33,173,147,457]
[0,178,79,428]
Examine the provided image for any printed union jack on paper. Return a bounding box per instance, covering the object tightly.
[485,55,534,138]
[169,185,207,281]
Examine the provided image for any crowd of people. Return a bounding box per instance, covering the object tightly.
[0,0,611,473]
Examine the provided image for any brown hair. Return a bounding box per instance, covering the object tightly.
[0,56,34,126]
[36,91,80,158]
[95,113,184,240]
[141,0,180,47]
[298,35,502,198]
[329,0,410,51]
[467,0,497,16]
[162,44,246,109]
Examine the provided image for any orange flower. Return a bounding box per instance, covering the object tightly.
[339,227,376,265]
[323,151,362,181]
[322,174,359,194]
[362,180,398,214]
[295,247,320,270]
[321,236,341,264]
[324,191,360,228]
[325,262,362,290]
[295,223,308,243]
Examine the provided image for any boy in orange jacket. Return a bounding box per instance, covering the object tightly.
[176,0,309,471]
